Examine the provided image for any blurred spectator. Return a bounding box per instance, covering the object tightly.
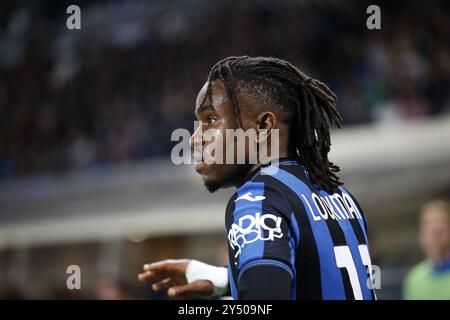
[0,285,25,300]
[0,0,449,180]
[96,278,146,300]
[403,200,450,300]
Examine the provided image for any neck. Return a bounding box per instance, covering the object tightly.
[233,147,296,188]
[431,251,450,266]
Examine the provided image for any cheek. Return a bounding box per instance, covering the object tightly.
[420,227,434,244]
[437,227,450,243]
[422,225,449,245]
[203,128,226,162]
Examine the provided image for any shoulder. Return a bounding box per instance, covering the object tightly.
[403,260,431,299]
[338,186,368,224]
[406,261,430,282]
[226,171,292,219]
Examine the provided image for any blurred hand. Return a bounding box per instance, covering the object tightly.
[138,259,214,298]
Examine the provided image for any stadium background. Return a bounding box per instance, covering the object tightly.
[0,0,449,299]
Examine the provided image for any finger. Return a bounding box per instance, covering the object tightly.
[143,261,170,272]
[138,270,169,283]
[143,259,188,272]
[167,280,214,298]
[151,278,174,291]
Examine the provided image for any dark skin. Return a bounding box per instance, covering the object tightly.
[138,79,293,298]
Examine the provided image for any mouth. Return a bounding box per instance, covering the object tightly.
[194,162,207,173]
[192,150,206,172]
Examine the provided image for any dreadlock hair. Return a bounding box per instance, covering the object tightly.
[202,56,344,193]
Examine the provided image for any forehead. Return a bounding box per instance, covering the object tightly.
[195,80,229,112]
[422,211,450,226]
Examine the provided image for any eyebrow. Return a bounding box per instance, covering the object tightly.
[196,104,215,115]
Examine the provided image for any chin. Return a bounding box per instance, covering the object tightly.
[197,164,246,193]
[203,179,222,193]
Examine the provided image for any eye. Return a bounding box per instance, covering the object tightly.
[207,117,217,125]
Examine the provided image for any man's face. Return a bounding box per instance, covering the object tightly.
[420,209,450,260]
[190,80,252,192]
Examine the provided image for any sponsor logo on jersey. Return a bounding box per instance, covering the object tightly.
[228,212,283,258]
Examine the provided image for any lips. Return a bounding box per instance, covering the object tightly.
[193,153,203,171]
[194,162,205,171]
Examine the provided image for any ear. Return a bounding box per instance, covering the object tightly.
[255,112,277,143]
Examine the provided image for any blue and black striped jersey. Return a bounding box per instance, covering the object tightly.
[225,158,376,300]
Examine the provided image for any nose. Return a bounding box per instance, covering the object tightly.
[189,125,203,149]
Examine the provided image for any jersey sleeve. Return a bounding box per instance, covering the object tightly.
[227,179,298,299]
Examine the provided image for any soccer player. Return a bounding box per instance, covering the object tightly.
[138,56,376,300]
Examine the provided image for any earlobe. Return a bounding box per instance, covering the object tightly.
[255,112,276,143]
[255,129,270,144]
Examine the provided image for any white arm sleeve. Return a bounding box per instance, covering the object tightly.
[185,260,229,297]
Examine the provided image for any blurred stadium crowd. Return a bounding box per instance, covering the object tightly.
[0,0,449,180]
